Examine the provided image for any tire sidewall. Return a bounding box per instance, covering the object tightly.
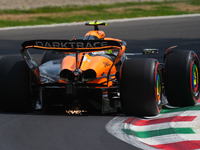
[120,58,162,116]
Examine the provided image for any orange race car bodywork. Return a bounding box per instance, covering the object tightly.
[0,21,198,117]
[20,22,127,114]
[60,53,117,85]
[7,21,198,117]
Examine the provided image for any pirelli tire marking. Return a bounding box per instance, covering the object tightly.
[106,100,200,150]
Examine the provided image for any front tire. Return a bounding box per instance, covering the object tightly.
[164,50,200,106]
[120,58,162,117]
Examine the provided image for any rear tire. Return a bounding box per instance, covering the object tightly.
[120,58,162,117]
[0,56,33,112]
[164,50,199,106]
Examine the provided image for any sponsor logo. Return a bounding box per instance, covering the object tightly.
[35,41,108,48]
[103,61,111,67]
[83,55,91,62]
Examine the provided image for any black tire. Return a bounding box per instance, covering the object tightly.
[0,56,33,112]
[40,51,67,65]
[120,58,162,117]
[164,50,200,106]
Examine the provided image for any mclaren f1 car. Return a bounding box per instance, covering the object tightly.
[0,21,199,116]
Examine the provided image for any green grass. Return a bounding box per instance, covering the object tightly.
[0,0,199,28]
[188,0,200,5]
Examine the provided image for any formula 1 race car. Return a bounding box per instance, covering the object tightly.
[0,21,199,117]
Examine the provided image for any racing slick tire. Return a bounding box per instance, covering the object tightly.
[0,56,33,112]
[40,51,67,65]
[120,58,162,117]
[164,50,200,106]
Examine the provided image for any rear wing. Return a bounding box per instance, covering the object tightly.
[20,39,124,85]
[21,40,121,52]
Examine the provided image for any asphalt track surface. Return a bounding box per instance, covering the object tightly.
[0,15,200,150]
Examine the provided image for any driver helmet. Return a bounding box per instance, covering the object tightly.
[83,30,105,40]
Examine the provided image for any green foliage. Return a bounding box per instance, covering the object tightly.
[0,0,199,27]
[188,0,200,6]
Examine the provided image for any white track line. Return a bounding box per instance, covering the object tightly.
[0,14,200,31]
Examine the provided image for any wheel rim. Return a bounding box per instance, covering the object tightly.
[192,64,199,92]
[156,73,162,111]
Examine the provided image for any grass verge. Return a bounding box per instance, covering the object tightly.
[0,0,200,27]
